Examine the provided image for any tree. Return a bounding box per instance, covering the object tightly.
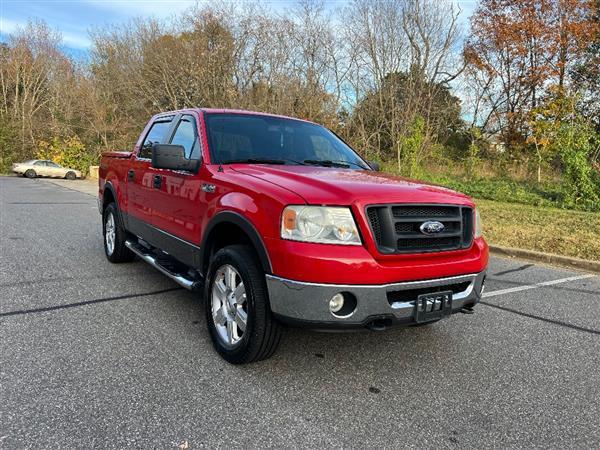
[342,0,463,167]
[570,0,600,132]
[527,87,599,202]
[0,21,71,153]
[526,88,570,182]
[465,0,598,149]
[349,69,463,164]
[552,0,599,88]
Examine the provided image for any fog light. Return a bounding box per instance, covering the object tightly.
[329,293,345,313]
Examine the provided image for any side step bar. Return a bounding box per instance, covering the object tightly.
[125,240,203,291]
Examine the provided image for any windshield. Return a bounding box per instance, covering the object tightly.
[205,113,369,169]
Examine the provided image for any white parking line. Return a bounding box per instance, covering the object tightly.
[483,274,596,298]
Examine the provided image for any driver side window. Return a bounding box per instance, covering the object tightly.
[170,115,200,160]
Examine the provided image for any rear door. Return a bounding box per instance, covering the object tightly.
[126,115,175,239]
[148,113,205,265]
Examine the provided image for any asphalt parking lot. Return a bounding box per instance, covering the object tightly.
[1,176,599,448]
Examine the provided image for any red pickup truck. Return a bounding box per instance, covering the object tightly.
[99,109,488,364]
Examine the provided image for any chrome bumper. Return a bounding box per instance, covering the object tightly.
[266,271,486,328]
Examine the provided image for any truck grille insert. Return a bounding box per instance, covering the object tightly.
[366,204,474,254]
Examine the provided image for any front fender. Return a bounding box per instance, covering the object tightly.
[200,210,272,274]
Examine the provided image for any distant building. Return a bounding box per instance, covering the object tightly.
[488,134,506,153]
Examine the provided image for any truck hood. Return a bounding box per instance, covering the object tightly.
[231,165,473,206]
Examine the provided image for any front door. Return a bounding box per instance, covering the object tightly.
[45,161,64,177]
[148,113,205,267]
[33,161,52,177]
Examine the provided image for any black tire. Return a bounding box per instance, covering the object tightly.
[65,171,76,180]
[205,245,282,364]
[25,169,37,179]
[102,203,135,263]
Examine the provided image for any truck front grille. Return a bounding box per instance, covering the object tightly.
[366,204,474,254]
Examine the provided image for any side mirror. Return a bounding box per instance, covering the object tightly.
[152,144,200,173]
[368,161,380,171]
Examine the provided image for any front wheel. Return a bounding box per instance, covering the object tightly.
[65,171,76,180]
[103,203,134,263]
[25,169,36,179]
[205,245,282,364]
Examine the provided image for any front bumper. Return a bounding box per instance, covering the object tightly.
[266,271,486,329]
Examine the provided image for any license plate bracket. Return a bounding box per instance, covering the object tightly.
[414,291,453,323]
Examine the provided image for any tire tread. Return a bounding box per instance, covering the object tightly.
[205,244,281,364]
[103,203,135,263]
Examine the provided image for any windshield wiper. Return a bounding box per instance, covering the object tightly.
[221,158,287,165]
[303,159,364,168]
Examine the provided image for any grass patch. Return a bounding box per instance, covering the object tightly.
[422,175,600,212]
[380,162,600,212]
[476,199,600,262]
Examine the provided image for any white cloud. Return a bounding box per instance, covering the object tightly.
[0,16,91,49]
[83,0,198,19]
[0,17,22,35]
[60,31,93,49]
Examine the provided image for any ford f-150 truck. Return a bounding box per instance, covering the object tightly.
[99,109,488,364]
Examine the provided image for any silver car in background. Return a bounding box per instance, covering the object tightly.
[12,160,82,180]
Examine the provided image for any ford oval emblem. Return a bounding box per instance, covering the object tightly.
[420,221,445,235]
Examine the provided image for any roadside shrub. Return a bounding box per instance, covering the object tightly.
[553,121,600,209]
[36,136,92,175]
[399,116,425,178]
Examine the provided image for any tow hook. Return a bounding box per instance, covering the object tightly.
[460,306,475,314]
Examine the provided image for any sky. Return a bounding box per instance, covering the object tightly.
[0,0,478,58]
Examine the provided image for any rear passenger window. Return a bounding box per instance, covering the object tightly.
[139,118,173,159]
[170,116,199,160]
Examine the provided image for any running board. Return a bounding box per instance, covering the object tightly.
[125,240,203,291]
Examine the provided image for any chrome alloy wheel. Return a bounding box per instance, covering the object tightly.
[211,264,248,346]
[105,212,116,256]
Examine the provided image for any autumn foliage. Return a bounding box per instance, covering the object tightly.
[0,0,598,208]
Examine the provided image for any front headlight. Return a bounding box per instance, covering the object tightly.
[281,206,361,245]
[474,208,483,238]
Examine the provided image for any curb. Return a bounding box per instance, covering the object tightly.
[489,245,600,274]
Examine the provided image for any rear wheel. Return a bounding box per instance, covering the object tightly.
[103,203,134,263]
[205,245,281,364]
[25,169,36,179]
[65,171,76,180]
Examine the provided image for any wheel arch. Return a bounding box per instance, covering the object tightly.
[102,181,130,232]
[200,212,272,275]
[102,182,118,212]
